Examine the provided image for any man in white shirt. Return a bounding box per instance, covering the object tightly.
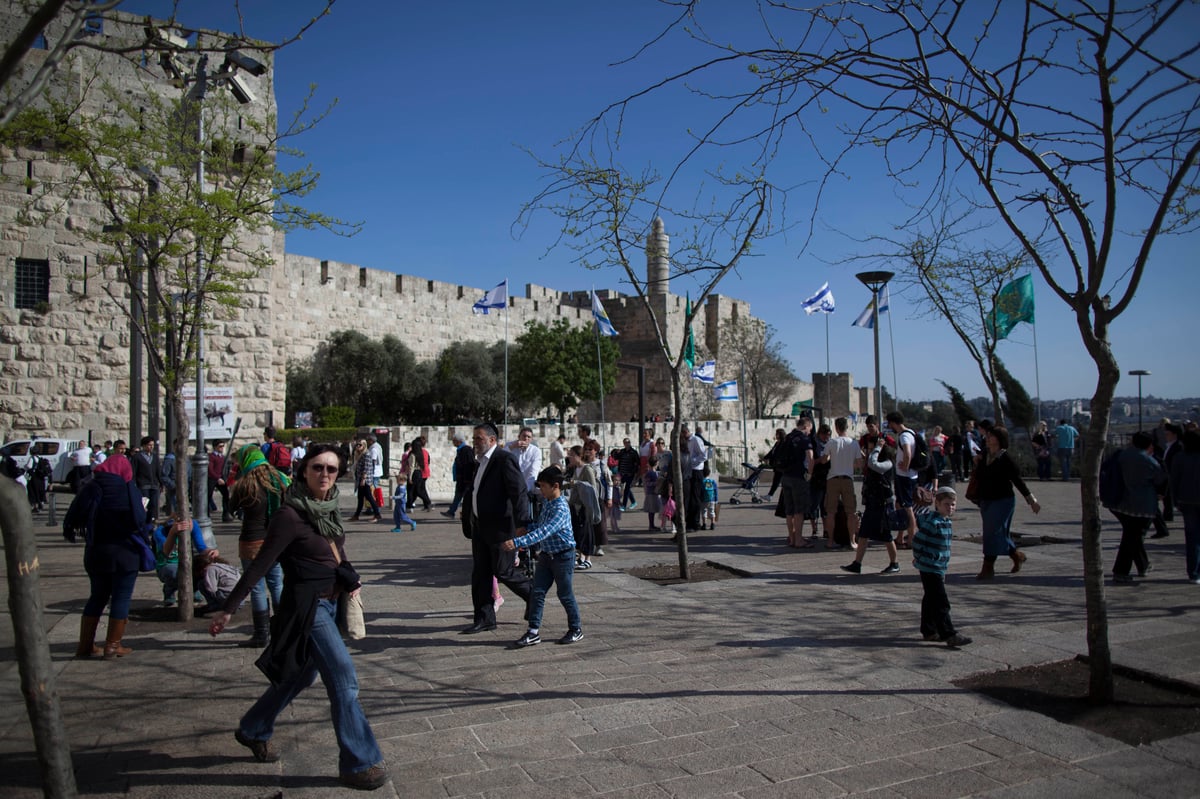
[549,433,566,470]
[887,411,919,547]
[68,440,92,493]
[820,417,861,548]
[367,435,384,483]
[509,426,543,517]
[682,424,708,532]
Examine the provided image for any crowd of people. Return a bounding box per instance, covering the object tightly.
[32,408,1199,791]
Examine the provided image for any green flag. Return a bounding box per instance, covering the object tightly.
[683,294,696,371]
[988,274,1035,341]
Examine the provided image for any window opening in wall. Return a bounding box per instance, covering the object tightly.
[15,258,50,309]
[359,267,367,288]
[427,280,434,293]
[395,275,403,293]
[26,161,33,194]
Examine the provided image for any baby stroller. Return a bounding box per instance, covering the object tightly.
[727,463,768,505]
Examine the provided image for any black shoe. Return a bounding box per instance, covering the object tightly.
[339,763,389,791]
[440,510,456,518]
[879,562,900,575]
[840,562,862,574]
[923,632,939,641]
[558,629,584,645]
[234,729,280,763]
[461,621,497,634]
[514,630,541,647]
[1112,573,1135,584]
[942,633,973,647]
[1151,531,1169,539]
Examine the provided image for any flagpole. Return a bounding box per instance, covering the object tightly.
[740,361,749,475]
[504,278,509,438]
[595,296,605,429]
[886,292,898,412]
[1032,314,1042,427]
[824,313,831,419]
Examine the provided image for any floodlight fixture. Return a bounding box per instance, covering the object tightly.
[224,50,267,77]
[225,73,256,105]
[145,25,189,50]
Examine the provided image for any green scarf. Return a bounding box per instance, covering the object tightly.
[283,480,344,540]
[234,443,291,518]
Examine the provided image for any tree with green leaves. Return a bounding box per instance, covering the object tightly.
[286,331,422,425]
[426,340,506,423]
[939,381,976,428]
[510,319,618,424]
[994,358,1037,434]
[3,61,352,621]
[582,0,1197,702]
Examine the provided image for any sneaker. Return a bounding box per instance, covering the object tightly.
[234,729,280,763]
[440,510,456,518]
[595,547,605,556]
[942,633,973,647]
[1112,573,1135,584]
[515,630,541,647]
[390,527,404,533]
[923,632,939,641]
[338,763,389,791]
[1189,577,1200,585]
[840,562,862,574]
[879,562,900,575]
[558,629,584,645]
[410,522,418,532]
[628,501,637,510]
[577,560,593,570]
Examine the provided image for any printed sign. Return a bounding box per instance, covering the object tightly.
[182,385,237,442]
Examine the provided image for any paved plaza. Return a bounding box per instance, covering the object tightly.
[2,477,1199,798]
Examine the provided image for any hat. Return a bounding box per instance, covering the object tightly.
[936,486,957,500]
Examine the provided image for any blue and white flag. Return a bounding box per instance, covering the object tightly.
[714,380,739,401]
[691,359,715,384]
[591,291,619,336]
[851,285,891,329]
[801,282,836,315]
[472,280,508,315]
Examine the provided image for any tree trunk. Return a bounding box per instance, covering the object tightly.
[169,389,195,622]
[0,477,78,798]
[669,372,690,580]
[1078,323,1119,704]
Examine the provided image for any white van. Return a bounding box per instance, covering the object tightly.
[0,438,82,483]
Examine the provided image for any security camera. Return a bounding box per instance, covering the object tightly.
[225,50,267,77]
[226,73,256,105]
[145,25,189,50]
[158,52,183,81]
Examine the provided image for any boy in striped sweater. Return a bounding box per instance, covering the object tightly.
[912,486,972,647]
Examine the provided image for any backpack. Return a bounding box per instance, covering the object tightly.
[33,456,53,479]
[267,441,292,474]
[907,431,931,472]
[1099,449,1125,508]
[775,431,806,471]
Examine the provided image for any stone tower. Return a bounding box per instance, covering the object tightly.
[646,217,669,296]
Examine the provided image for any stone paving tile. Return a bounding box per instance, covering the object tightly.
[609,734,712,764]
[892,767,1007,798]
[483,774,597,798]
[580,759,692,793]
[571,723,663,754]
[976,769,1147,799]
[822,756,937,793]
[737,773,847,799]
[972,751,1072,787]
[973,709,1125,763]
[1075,747,1200,799]
[659,764,772,797]
[441,763,532,796]
[897,741,998,773]
[469,711,599,749]
[748,748,854,782]
[651,710,740,739]
[1147,731,1200,769]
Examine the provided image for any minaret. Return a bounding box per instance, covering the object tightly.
[646,217,669,296]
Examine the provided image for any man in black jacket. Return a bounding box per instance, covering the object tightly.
[462,422,533,634]
[131,435,162,522]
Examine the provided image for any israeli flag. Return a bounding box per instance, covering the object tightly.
[591,291,619,336]
[691,359,716,384]
[714,380,739,401]
[801,282,836,315]
[472,280,508,315]
[851,286,891,329]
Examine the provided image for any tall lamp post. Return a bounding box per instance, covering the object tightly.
[856,271,894,419]
[1129,369,1151,432]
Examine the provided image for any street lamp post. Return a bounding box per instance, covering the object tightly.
[856,271,894,419]
[1129,369,1151,432]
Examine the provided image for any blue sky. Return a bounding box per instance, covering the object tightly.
[118,1,1197,403]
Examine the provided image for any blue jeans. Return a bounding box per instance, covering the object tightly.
[239,598,382,775]
[157,563,178,601]
[527,549,581,632]
[241,558,284,615]
[1181,505,1200,581]
[83,568,139,619]
[1057,448,1073,480]
[392,502,414,528]
[979,497,1017,557]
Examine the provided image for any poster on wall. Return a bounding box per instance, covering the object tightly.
[182,385,237,442]
[295,411,313,429]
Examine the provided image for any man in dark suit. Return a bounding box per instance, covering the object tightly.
[131,435,162,522]
[462,422,533,634]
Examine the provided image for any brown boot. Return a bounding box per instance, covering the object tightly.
[976,559,996,580]
[75,615,103,658]
[103,618,133,659]
[1010,549,1028,573]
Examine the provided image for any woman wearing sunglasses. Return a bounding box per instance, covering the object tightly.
[209,444,388,791]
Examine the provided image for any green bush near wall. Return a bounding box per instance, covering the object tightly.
[276,427,359,445]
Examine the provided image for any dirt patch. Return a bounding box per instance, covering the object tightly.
[955,656,1200,745]
[626,561,749,585]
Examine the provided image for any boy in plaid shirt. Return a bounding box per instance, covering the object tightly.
[503,466,583,647]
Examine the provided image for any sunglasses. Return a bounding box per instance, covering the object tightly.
[308,464,339,475]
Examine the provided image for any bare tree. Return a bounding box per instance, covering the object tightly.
[520,159,771,579]
[578,1,1198,701]
[0,0,336,127]
[720,317,798,418]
